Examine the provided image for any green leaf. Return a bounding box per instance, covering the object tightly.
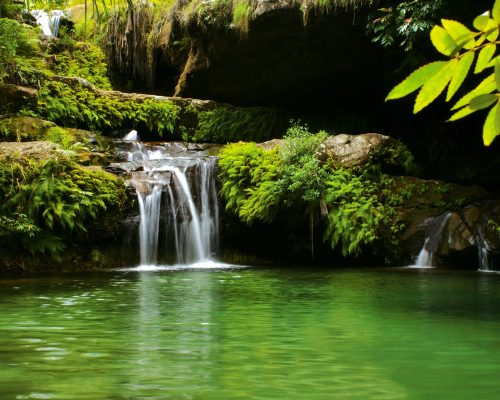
[493,0,500,24]
[486,55,500,69]
[414,59,457,113]
[447,52,474,101]
[470,94,498,110]
[386,61,448,101]
[430,25,458,56]
[441,19,476,50]
[483,100,500,146]
[448,105,478,121]
[496,61,500,90]
[474,14,491,31]
[476,44,496,73]
[452,73,496,110]
[487,27,500,42]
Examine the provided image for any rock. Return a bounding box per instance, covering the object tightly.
[0,141,68,161]
[317,133,398,168]
[257,138,284,151]
[0,84,37,114]
[0,116,55,141]
[105,1,397,109]
[387,176,500,267]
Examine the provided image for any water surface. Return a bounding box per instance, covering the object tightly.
[1,267,500,399]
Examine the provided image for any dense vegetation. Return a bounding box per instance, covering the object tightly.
[218,125,414,257]
[0,156,125,259]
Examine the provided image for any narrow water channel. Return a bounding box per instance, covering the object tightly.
[1,267,500,399]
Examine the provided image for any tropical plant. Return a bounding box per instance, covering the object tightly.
[386,0,500,146]
[0,157,125,258]
[0,18,40,82]
[367,0,445,51]
[218,124,400,257]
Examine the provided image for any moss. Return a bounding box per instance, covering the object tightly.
[25,79,181,134]
[0,116,112,165]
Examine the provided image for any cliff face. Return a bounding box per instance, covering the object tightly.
[106,0,395,109]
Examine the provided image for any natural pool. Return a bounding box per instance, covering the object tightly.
[1,266,500,399]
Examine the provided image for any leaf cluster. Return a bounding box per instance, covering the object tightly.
[387,0,500,146]
[367,0,445,51]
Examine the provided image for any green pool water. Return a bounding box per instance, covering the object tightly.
[1,266,500,399]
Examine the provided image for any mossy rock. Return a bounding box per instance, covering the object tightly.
[0,84,37,114]
[317,133,417,175]
[0,141,69,162]
[0,115,55,142]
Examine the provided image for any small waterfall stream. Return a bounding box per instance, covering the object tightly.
[412,212,452,268]
[126,140,219,266]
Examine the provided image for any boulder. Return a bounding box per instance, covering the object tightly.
[0,84,37,114]
[0,141,68,161]
[0,115,55,141]
[317,133,405,169]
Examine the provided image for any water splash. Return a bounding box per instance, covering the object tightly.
[414,239,433,268]
[123,130,139,141]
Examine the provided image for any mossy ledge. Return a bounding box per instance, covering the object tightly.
[18,77,289,142]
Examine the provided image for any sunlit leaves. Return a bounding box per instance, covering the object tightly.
[483,100,500,145]
[476,45,496,73]
[386,61,448,100]
[414,59,456,113]
[441,19,476,50]
[447,52,474,101]
[387,3,500,146]
[430,25,457,56]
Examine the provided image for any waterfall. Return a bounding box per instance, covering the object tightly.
[412,212,452,268]
[126,140,219,266]
[31,10,52,36]
[476,226,491,272]
[50,10,65,37]
[415,239,432,268]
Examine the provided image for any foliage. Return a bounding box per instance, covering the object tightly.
[218,141,281,223]
[367,0,445,51]
[44,35,112,89]
[0,18,40,83]
[29,80,181,134]
[0,157,125,258]
[194,106,288,143]
[218,124,398,256]
[386,0,500,146]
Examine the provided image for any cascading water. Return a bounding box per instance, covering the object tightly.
[476,226,491,272]
[30,10,65,37]
[126,140,219,266]
[412,212,452,268]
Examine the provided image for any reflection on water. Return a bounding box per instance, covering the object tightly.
[1,268,500,399]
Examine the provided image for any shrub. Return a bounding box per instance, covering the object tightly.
[0,158,125,258]
[218,124,399,256]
